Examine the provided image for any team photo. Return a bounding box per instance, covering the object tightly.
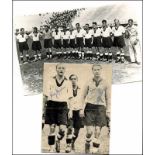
[13,1,142,95]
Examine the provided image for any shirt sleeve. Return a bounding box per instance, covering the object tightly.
[121,26,125,34]
[105,81,111,113]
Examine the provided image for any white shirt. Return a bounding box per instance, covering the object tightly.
[85,29,93,39]
[62,31,70,40]
[93,28,102,37]
[112,25,125,37]
[29,32,41,41]
[101,27,112,37]
[45,76,72,102]
[16,34,28,42]
[43,30,52,39]
[74,29,85,38]
[69,30,76,39]
[69,86,83,111]
[52,31,62,40]
[126,25,138,38]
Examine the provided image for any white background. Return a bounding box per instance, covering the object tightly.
[1,0,154,154]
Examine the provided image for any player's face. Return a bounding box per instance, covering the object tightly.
[85,25,89,30]
[102,22,106,27]
[56,65,65,76]
[76,24,80,29]
[93,24,97,29]
[92,66,102,77]
[128,20,133,27]
[114,20,119,27]
[45,26,48,31]
[70,76,78,86]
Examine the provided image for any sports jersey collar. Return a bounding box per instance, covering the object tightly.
[53,76,67,80]
[92,77,103,87]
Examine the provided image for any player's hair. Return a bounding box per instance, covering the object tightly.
[76,23,80,26]
[69,74,78,80]
[128,19,133,23]
[114,19,119,23]
[92,64,102,70]
[56,63,65,69]
[92,22,97,25]
[20,28,24,31]
[85,23,89,27]
[102,20,107,23]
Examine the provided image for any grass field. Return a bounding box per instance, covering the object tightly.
[42,125,109,154]
[19,51,142,95]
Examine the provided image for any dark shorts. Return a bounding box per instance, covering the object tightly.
[45,100,68,125]
[67,110,84,129]
[70,39,76,49]
[63,39,69,48]
[76,37,84,48]
[54,39,61,49]
[32,41,42,51]
[113,36,125,48]
[18,42,29,52]
[85,38,92,48]
[44,39,52,48]
[102,37,112,48]
[84,103,107,127]
[93,36,102,47]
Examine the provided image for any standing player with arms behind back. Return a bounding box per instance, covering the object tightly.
[16,28,29,64]
[112,19,126,63]
[101,20,113,62]
[80,64,111,154]
[29,27,43,61]
[43,25,52,59]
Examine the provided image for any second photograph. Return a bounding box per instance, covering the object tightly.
[42,63,112,154]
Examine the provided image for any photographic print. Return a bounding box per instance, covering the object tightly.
[42,63,112,154]
[13,1,142,95]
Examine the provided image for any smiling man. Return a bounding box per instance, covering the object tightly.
[43,63,72,153]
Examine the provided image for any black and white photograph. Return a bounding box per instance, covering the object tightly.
[13,1,142,95]
[42,63,112,154]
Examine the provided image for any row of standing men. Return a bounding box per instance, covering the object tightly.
[16,19,141,64]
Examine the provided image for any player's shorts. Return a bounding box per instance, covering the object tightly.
[76,37,84,48]
[18,42,29,52]
[93,36,102,47]
[85,38,92,48]
[102,37,112,48]
[84,103,107,127]
[67,110,84,129]
[113,36,125,48]
[69,39,76,49]
[44,39,52,48]
[54,39,61,49]
[45,100,68,125]
[63,39,69,48]
[32,41,42,51]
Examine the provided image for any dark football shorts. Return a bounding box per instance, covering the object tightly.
[113,36,125,48]
[102,37,112,48]
[18,42,29,52]
[54,39,61,49]
[45,100,68,125]
[67,110,84,129]
[76,37,84,48]
[84,103,107,127]
[70,39,76,48]
[85,38,92,48]
[93,36,102,47]
[63,39,69,48]
[44,39,52,48]
[32,41,42,51]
